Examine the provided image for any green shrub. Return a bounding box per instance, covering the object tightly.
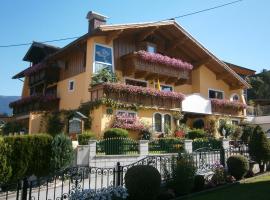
[50,134,74,172]
[227,155,249,180]
[0,137,12,184]
[193,175,205,191]
[4,134,53,181]
[241,124,254,144]
[249,126,270,172]
[78,131,95,145]
[103,128,128,139]
[192,138,222,150]
[170,154,196,195]
[230,125,243,141]
[125,165,161,200]
[46,113,64,137]
[187,129,206,139]
[219,121,236,138]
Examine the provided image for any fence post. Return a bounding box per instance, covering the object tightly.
[139,140,149,156]
[184,139,193,153]
[21,178,28,200]
[114,162,123,186]
[88,140,97,165]
[220,138,230,167]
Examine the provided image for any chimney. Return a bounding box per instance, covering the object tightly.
[86,11,108,33]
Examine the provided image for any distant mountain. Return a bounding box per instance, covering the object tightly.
[0,96,20,116]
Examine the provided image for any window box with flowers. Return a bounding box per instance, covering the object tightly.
[112,111,145,131]
[210,99,247,115]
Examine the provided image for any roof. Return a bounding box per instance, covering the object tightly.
[15,20,250,89]
[225,62,256,76]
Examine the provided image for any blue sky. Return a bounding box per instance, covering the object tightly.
[0,0,269,96]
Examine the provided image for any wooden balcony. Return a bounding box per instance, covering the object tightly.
[10,95,60,115]
[89,83,185,109]
[121,52,192,85]
[210,99,246,116]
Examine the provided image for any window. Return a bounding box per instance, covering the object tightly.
[154,113,162,132]
[153,113,172,133]
[232,120,240,125]
[94,44,113,73]
[125,78,147,87]
[209,89,224,99]
[155,83,173,92]
[147,43,157,53]
[164,114,172,131]
[230,93,240,101]
[68,80,75,92]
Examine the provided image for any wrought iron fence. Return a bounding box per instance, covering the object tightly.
[224,145,250,160]
[149,138,184,154]
[0,145,250,200]
[96,138,139,155]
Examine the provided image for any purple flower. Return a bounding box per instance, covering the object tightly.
[211,99,247,111]
[136,51,193,71]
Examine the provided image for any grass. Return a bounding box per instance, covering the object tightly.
[183,173,270,200]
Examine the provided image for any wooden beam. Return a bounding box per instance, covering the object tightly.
[136,26,159,41]
[145,73,158,80]
[106,30,123,43]
[216,72,231,80]
[192,57,212,68]
[165,77,178,84]
[134,71,147,79]
[166,37,188,52]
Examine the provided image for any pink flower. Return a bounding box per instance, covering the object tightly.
[103,83,185,102]
[211,99,247,110]
[136,51,193,71]
[112,112,145,131]
[9,95,59,108]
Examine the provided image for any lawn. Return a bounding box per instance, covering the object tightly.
[183,173,270,200]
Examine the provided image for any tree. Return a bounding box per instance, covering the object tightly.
[249,126,270,172]
[50,134,74,172]
[247,69,270,100]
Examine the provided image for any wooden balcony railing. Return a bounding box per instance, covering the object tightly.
[10,95,60,115]
[121,51,192,85]
[210,99,246,116]
[89,83,185,109]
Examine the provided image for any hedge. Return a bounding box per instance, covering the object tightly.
[78,131,96,145]
[187,129,206,139]
[193,138,222,150]
[0,137,12,184]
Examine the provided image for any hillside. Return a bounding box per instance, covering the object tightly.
[0,96,20,115]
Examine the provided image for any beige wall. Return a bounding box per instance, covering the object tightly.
[29,112,46,134]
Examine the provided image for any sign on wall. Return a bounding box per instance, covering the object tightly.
[69,118,82,134]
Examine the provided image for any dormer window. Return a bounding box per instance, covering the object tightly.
[147,43,157,53]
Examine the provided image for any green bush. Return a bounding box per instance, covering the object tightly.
[227,155,249,180]
[230,125,243,141]
[193,175,205,191]
[125,165,161,200]
[241,124,254,144]
[192,138,222,150]
[103,128,128,139]
[46,113,64,137]
[187,129,206,139]
[78,131,95,145]
[249,126,270,172]
[4,134,53,181]
[170,154,196,195]
[219,121,236,138]
[0,137,12,184]
[50,134,74,172]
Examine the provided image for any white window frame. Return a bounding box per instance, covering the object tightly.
[230,93,240,101]
[93,43,114,73]
[208,88,224,99]
[154,82,174,91]
[152,112,172,133]
[124,77,149,87]
[68,80,75,92]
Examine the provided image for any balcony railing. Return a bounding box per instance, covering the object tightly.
[9,95,60,115]
[247,105,270,116]
[89,83,185,109]
[210,99,246,116]
[121,51,192,84]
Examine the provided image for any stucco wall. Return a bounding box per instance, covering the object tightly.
[29,112,46,134]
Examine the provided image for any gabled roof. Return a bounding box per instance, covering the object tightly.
[225,62,256,76]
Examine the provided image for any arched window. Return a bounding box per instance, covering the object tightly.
[230,93,240,101]
[164,114,172,131]
[154,113,162,132]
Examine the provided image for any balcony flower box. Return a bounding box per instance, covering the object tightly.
[121,51,193,81]
[112,113,145,131]
[211,99,247,115]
